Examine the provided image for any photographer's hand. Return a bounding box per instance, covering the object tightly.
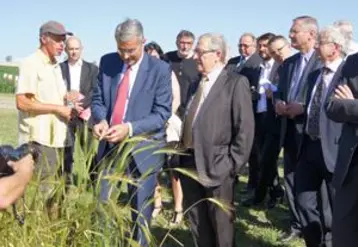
[0,154,34,210]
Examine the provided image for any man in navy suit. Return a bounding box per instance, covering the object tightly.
[91,18,172,246]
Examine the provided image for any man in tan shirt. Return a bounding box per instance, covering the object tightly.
[16,21,75,192]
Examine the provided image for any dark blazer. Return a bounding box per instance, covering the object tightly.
[91,52,172,174]
[298,61,345,172]
[325,53,358,187]
[60,60,99,109]
[187,69,255,187]
[275,51,322,148]
[226,53,262,75]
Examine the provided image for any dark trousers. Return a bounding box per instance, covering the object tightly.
[254,131,283,202]
[180,154,236,247]
[248,112,266,189]
[295,137,334,247]
[332,161,358,247]
[283,124,302,233]
[99,159,157,247]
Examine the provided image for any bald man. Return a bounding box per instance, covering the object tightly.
[60,36,98,179]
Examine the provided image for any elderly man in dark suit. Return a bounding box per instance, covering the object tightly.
[180,32,254,247]
[296,26,346,247]
[275,15,322,242]
[91,19,172,246]
[325,52,358,247]
[60,36,98,178]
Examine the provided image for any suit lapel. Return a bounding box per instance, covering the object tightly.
[110,62,124,111]
[285,55,300,100]
[195,70,228,124]
[79,61,89,94]
[126,54,149,115]
[63,61,71,91]
[325,61,345,100]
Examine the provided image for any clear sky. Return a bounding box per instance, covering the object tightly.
[2,0,358,63]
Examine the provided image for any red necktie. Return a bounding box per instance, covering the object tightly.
[112,66,131,125]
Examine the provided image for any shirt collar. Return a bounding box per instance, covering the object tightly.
[206,65,224,82]
[68,59,83,67]
[324,57,343,74]
[36,49,57,65]
[260,59,274,69]
[300,48,315,62]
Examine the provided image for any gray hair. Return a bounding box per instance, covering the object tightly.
[176,30,195,41]
[240,32,256,43]
[268,35,289,46]
[199,33,227,63]
[114,18,144,42]
[319,25,348,56]
[333,20,353,40]
[65,36,82,47]
[293,16,319,36]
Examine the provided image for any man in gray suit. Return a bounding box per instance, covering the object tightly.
[295,26,346,247]
[60,36,99,178]
[325,44,358,247]
[275,15,322,242]
[180,33,254,247]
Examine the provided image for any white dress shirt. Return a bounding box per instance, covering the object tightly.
[192,65,224,124]
[111,53,144,135]
[68,59,83,91]
[257,59,274,113]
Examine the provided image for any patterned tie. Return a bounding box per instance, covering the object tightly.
[182,77,208,148]
[111,66,131,125]
[306,67,330,137]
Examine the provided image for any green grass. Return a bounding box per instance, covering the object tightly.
[0,102,304,246]
[0,108,17,146]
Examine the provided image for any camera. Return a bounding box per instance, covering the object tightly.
[0,143,40,178]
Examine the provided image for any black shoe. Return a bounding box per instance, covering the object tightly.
[279,230,301,242]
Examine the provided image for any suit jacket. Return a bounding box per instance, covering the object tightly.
[60,60,99,110]
[275,51,322,148]
[187,69,255,187]
[325,53,358,187]
[91,52,172,174]
[225,53,262,74]
[298,61,345,173]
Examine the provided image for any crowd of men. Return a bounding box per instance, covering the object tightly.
[3,15,358,247]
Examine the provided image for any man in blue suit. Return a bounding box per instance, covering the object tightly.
[91,18,172,246]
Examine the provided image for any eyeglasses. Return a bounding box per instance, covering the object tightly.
[271,43,288,55]
[194,49,216,57]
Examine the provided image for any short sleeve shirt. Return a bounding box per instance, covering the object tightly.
[16,49,71,147]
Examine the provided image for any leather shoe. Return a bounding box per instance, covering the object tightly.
[279,230,301,242]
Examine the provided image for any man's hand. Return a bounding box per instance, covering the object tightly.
[93,120,109,140]
[334,84,354,100]
[104,124,129,143]
[275,100,287,115]
[286,102,304,119]
[55,106,73,122]
[8,154,34,181]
